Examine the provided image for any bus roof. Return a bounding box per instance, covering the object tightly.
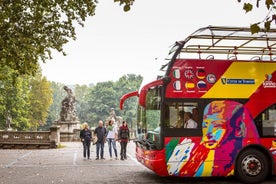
[178,26,276,61]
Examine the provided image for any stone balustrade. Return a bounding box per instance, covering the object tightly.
[0,125,60,149]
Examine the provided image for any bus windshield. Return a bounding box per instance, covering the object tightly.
[137,86,162,149]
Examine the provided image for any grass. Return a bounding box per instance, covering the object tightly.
[57,143,66,149]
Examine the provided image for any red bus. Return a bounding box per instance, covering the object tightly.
[120,26,276,183]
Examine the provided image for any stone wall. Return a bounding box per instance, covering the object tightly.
[0,125,60,149]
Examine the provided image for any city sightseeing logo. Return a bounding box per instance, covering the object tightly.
[221,77,255,85]
[263,74,276,88]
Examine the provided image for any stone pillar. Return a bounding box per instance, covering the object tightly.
[50,125,60,147]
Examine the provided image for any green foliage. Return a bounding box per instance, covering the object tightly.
[0,0,137,76]
[74,84,91,123]
[243,3,253,13]
[0,66,52,130]
[250,23,261,34]
[85,81,118,126]
[0,0,97,76]
[28,72,53,130]
[45,74,142,129]
[114,0,135,12]
[238,0,276,33]
[44,82,66,129]
[0,66,29,130]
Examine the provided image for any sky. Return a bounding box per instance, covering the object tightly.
[40,0,268,85]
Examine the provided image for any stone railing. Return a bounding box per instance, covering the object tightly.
[0,125,60,149]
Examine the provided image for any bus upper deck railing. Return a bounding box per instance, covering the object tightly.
[178,26,276,61]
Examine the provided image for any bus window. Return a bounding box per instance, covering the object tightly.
[165,102,200,129]
[255,104,276,137]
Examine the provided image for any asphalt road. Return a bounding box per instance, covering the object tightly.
[0,141,275,184]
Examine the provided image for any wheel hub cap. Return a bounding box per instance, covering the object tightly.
[241,155,262,176]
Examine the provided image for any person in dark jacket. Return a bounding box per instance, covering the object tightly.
[79,122,92,160]
[94,120,107,160]
[118,121,130,160]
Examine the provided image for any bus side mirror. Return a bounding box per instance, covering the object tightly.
[119,91,139,110]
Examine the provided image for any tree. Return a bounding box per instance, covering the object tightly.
[0,0,136,76]
[0,66,53,130]
[74,84,90,123]
[46,82,66,124]
[86,81,117,126]
[238,0,276,33]
[28,71,53,130]
[114,0,135,11]
[0,66,29,130]
[115,74,143,128]
[0,0,97,75]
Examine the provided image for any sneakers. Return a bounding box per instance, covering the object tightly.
[109,157,119,160]
[96,157,105,160]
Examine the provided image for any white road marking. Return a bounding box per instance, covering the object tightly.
[73,150,78,165]
[8,163,140,168]
[126,153,140,165]
[5,151,32,168]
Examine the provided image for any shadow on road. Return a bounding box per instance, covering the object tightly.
[131,170,241,184]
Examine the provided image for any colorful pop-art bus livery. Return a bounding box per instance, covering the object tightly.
[120,26,276,183]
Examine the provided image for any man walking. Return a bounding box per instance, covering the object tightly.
[94,120,107,160]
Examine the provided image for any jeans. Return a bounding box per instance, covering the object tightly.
[107,138,118,158]
[82,140,91,159]
[120,141,128,159]
[96,141,105,159]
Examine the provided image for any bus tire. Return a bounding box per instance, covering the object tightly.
[235,148,269,184]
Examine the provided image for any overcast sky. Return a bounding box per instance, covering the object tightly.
[40,0,268,85]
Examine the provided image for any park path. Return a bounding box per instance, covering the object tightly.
[0,141,147,184]
[2,142,275,184]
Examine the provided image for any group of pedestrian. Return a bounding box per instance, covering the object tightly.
[79,119,130,161]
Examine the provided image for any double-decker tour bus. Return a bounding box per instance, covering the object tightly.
[119,26,276,183]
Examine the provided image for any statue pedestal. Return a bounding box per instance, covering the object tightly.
[53,121,80,142]
[5,127,13,131]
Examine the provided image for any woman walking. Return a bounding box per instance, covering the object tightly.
[80,122,92,160]
[118,121,130,160]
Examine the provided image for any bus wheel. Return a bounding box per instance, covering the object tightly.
[235,149,269,184]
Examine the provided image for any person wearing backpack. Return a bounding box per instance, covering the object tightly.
[118,121,130,160]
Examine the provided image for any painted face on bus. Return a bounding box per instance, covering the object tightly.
[202,101,227,149]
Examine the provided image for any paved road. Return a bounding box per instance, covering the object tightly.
[0,141,275,184]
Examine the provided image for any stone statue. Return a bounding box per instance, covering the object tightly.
[59,86,78,122]
[5,110,12,130]
[109,108,116,121]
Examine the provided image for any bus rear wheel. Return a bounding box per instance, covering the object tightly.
[235,149,269,184]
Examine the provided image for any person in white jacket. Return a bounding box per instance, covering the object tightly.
[106,119,118,160]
